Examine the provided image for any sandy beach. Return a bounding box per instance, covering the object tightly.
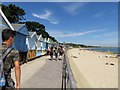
[67,48,118,88]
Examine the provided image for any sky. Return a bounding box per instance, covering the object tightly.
[3,2,118,47]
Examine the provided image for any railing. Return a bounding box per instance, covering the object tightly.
[62,51,77,90]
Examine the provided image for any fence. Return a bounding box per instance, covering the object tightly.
[62,51,77,90]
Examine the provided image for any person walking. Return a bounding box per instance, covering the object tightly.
[58,46,64,60]
[54,47,58,61]
[46,47,50,56]
[50,47,54,60]
[1,29,21,89]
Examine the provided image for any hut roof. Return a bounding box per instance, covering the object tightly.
[12,24,24,30]
[29,31,38,39]
[12,24,29,36]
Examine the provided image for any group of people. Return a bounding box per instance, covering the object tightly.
[46,46,65,60]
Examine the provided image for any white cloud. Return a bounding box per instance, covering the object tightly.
[47,29,105,38]
[62,3,86,15]
[92,12,105,18]
[92,10,117,18]
[59,30,101,37]
[46,30,63,37]
[91,30,118,39]
[32,10,59,24]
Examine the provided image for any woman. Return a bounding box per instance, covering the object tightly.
[50,47,54,60]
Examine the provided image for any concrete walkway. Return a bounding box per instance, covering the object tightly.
[11,56,63,88]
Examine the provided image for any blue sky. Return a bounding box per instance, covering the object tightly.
[3,2,118,47]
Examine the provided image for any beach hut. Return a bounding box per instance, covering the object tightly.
[0,8,14,44]
[38,34,46,55]
[12,24,29,52]
[0,9,29,51]
[0,9,29,63]
[12,24,29,63]
[49,38,54,47]
[26,31,38,59]
[45,38,49,50]
[42,38,47,50]
[37,35,41,50]
[47,38,51,48]
[36,35,42,57]
[46,42,48,50]
[41,37,47,55]
[36,40,42,57]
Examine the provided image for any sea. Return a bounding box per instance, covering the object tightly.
[87,47,119,54]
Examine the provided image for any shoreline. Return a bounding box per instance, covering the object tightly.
[67,48,118,88]
[80,47,119,55]
[80,48,119,59]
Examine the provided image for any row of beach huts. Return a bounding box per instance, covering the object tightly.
[0,8,58,60]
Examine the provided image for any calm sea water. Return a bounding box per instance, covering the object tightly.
[88,47,119,54]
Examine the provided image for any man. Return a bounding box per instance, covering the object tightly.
[1,29,21,89]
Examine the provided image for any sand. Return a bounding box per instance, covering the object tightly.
[66,48,118,88]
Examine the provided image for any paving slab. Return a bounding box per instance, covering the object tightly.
[11,56,63,88]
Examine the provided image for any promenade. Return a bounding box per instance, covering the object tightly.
[11,56,63,88]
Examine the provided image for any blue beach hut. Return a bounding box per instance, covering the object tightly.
[12,24,29,63]
[12,24,29,52]
[47,38,51,49]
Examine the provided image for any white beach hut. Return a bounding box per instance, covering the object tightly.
[26,31,38,59]
[38,34,47,55]
[36,34,42,57]
[42,38,47,51]
[27,31,38,50]
[47,38,51,48]
[37,34,42,50]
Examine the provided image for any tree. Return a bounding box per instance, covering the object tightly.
[49,36,58,42]
[2,4,26,23]
[25,21,49,38]
[1,4,58,42]
[36,30,49,38]
[25,21,45,31]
